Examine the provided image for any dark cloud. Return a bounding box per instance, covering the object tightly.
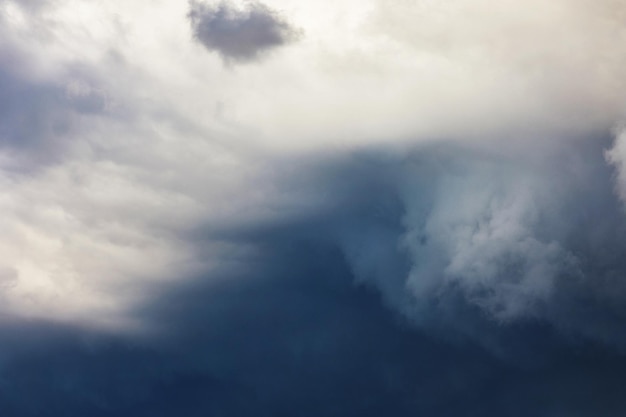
[257,135,626,349]
[0,99,625,414]
[4,133,615,416]
[179,132,626,354]
[2,213,626,416]
[188,0,300,63]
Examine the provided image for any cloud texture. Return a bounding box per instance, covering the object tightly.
[1,0,626,415]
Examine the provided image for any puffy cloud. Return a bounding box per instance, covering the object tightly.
[188,0,300,64]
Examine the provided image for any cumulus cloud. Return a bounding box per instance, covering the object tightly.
[188,0,300,63]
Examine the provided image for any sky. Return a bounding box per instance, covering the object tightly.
[1,0,626,415]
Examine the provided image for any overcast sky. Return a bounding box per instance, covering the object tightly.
[2,0,626,415]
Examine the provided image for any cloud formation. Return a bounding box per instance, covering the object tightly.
[0,0,625,346]
[186,134,622,352]
[1,0,626,415]
[326,138,626,347]
[2,212,626,416]
[188,0,300,63]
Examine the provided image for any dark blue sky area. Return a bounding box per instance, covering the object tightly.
[1,234,626,417]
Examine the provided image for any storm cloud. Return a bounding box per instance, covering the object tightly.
[1,0,626,415]
[3,184,626,416]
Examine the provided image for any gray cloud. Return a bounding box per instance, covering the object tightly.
[2,228,626,417]
[188,0,300,63]
[202,133,626,351]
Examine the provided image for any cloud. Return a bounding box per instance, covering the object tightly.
[180,133,626,351]
[188,0,300,63]
[328,137,626,347]
[0,0,623,347]
[0,65,109,169]
[1,0,626,415]
[1,218,626,416]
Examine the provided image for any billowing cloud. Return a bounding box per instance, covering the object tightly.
[314,137,626,347]
[188,0,300,63]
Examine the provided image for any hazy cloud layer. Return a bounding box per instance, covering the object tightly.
[1,214,626,416]
[1,0,626,415]
[188,0,300,63]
